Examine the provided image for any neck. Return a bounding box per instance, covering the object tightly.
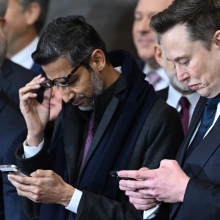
[101,65,120,90]
[6,31,37,58]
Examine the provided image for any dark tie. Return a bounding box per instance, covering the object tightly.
[185,94,220,158]
[179,97,190,135]
[81,111,95,167]
[147,71,161,86]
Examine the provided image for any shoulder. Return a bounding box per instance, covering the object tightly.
[157,87,169,101]
[148,98,181,125]
[1,58,36,82]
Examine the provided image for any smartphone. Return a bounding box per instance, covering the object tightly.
[0,164,29,177]
[110,170,136,180]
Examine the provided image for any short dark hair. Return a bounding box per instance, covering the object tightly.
[32,15,109,69]
[19,0,50,33]
[150,0,220,50]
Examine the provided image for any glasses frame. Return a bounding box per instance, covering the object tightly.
[41,55,90,88]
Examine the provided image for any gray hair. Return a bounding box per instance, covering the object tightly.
[0,0,8,17]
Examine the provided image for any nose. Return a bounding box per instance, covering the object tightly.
[58,86,75,103]
[176,65,190,84]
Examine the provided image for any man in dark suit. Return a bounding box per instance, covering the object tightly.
[0,1,36,219]
[119,0,220,219]
[8,15,184,220]
[0,58,36,103]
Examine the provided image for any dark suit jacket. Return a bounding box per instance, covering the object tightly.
[157,87,168,101]
[0,59,36,220]
[0,58,36,104]
[0,92,28,220]
[16,50,184,220]
[169,96,220,220]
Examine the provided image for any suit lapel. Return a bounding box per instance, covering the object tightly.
[170,111,220,219]
[62,104,86,185]
[170,97,206,219]
[176,97,206,166]
[79,96,119,176]
[183,115,220,176]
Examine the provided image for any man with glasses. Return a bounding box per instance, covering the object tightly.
[8,15,184,220]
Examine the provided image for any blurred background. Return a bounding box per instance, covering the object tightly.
[45,0,137,57]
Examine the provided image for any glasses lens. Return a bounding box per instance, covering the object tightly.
[41,80,54,88]
[54,78,69,87]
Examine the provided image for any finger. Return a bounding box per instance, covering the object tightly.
[31,169,54,178]
[8,174,37,186]
[139,167,149,171]
[118,169,153,180]
[131,200,159,210]
[125,190,153,199]
[160,159,178,168]
[119,179,149,190]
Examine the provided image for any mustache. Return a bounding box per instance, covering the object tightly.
[71,94,85,103]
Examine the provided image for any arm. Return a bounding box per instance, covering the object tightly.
[181,178,220,219]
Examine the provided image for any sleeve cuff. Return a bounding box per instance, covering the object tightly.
[143,204,160,219]
[23,139,44,158]
[65,189,82,214]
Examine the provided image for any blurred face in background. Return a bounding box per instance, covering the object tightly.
[4,0,40,58]
[49,86,62,121]
[132,0,172,67]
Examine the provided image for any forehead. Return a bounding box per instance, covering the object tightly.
[135,0,172,15]
[161,25,192,59]
[42,57,73,79]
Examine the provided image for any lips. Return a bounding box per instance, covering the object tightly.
[72,97,84,106]
[189,84,199,90]
[137,36,154,46]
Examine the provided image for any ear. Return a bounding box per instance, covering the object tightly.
[0,17,5,28]
[24,2,41,25]
[90,49,106,71]
[154,44,163,67]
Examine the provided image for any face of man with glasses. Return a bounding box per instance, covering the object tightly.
[41,53,104,111]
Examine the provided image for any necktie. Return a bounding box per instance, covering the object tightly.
[185,94,220,158]
[179,97,190,135]
[147,71,161,86]
[81,111,95,167]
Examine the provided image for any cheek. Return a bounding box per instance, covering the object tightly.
[132,25,138,41]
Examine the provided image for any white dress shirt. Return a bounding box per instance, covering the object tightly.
[11,36,39,70]
[166,85,200,124]
[143,64,169,91]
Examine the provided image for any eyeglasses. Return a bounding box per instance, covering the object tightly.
[41,55,90,88]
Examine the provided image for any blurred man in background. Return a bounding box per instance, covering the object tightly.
[4,0,50,74]
[132,0,172,90]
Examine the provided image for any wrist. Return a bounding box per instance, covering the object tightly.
[60,184,75,207]
[26,133,44,146]
[179,177,190,202]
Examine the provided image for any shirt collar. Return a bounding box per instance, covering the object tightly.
[11,36,39,69]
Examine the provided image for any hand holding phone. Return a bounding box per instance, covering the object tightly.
[110,170,136,180]
[0,164,30,177]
